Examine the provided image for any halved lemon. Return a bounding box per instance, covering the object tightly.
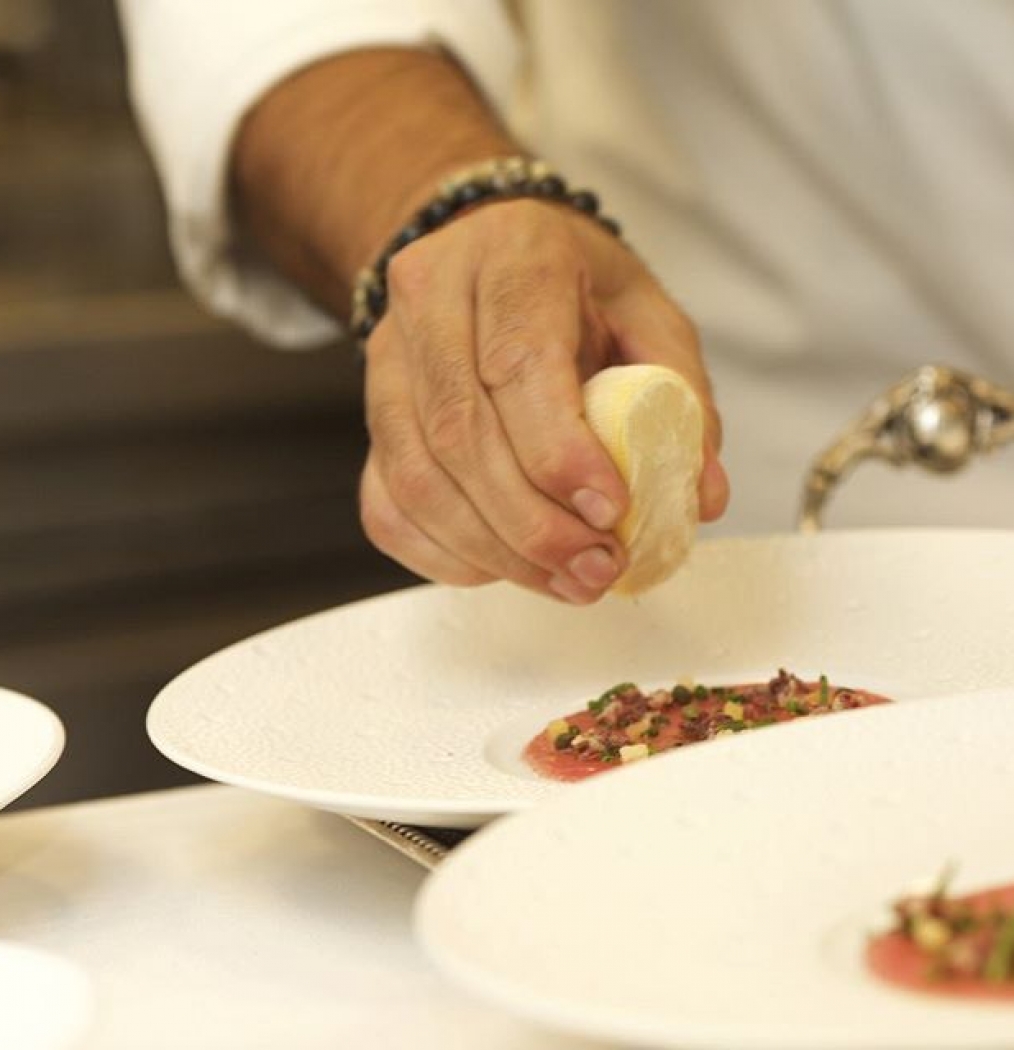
[583,364,703,595]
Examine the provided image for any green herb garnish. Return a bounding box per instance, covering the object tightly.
[588,682,637,714]
[553,727,580,751]
[720,720,747,733]
[818,674,830,706]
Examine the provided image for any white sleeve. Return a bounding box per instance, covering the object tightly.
[117,0,520,348]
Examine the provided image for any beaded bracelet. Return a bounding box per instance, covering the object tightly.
[350,156,623,345]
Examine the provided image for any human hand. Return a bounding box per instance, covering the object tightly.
[359,198,728,603]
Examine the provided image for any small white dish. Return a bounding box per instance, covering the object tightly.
[0,688,65,810]
[147,530,1014,827]
[0,942,93,1050]
[416,689,1014,1049]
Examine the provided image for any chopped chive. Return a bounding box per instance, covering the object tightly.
[819,674,830,706]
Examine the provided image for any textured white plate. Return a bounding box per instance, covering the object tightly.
[0,942,93,1050]
[147,530,1014,827]
[0,688,65,810]
[416,690,1014,1049]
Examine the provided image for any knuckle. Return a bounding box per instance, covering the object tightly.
[386,456,438,511]
[522,441,574,496]
[515,513,567,567]
[478,335,542,391]
[359,486,402,556]
[423,390,478,458]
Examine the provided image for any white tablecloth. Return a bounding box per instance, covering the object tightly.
[0,786,597,1049]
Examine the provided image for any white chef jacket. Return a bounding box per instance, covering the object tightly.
[118,0,1014,535]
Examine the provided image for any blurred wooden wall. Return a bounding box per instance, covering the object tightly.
[0,0,415,807]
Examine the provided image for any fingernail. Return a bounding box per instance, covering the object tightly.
[548,574,596,605]
[698,456,730,521]
[572,488,619,530]
[567,547,620,589]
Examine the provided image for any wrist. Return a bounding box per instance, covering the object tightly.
[313,141,518,291]
[350,157,624,345]
[235,47,521,318]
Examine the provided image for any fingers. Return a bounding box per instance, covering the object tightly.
[474,248,629,532]
[362,320,616,601]
[363,326,544,590]
[359,456,493,587]
[604,280,730,522]
[385,242,626,592]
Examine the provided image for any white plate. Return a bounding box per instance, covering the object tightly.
[0,688,65,810]
[416,690,1014,1049]
[0,942,93,1050]
[147,530,1014,827]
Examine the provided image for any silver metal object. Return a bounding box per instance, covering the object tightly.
[344,817,455,868]
[799,365,1014,532]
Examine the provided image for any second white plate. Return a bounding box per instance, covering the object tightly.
[416,690,1014,1049]
[147,530,1014,827]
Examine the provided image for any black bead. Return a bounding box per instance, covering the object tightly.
[452,181,491,207]
[533,175,566,198]
[354,316,376,341]
[598,216,622,237]
[419,197,454,229]
[366,284,386,314]
[569,190,600,214]
[391,223,424,252]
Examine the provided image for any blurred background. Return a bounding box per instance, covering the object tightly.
[0,0,415,808]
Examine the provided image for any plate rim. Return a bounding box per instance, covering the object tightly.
[145,528,1014,827]
[0,688,65,810]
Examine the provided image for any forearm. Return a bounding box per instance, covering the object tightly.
[232,47,519,318]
